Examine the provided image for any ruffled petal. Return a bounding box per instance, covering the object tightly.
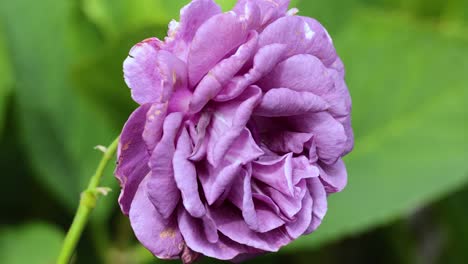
[228,167,285,232]
[285,190,312,238]
[252,154,294,196]
[142,102,167,151]
[116,104,151,214]
[261,130,313,154]
[166,0,222,60]
[189,31,258,112]
[129,177,183,259]
[288,112,347,164]
[305,177,327,233]
[258,16,337,66]
[124,39,186,104]
[173,127,205,218]
[215,43,287,101]
[178,209,250,260]
[234,0,290,27]
[254,88,329,116]
[210,204,291,252]
[207,86,263,165]
[188,9,259,86]
[147,112,184,219]
[257,54,333,95]
[319,158,348,193]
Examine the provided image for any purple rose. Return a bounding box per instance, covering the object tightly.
[115,0,354,262]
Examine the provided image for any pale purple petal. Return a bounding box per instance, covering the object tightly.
[142,102,167,151]
[305,177,327,233]
[285,191,312,238]
[116,104,151,214]
[147,112,184,219]
[207,86,262,165]
[173,127,205,218]
[166,0,222,60]
[258,16,337,66]
[215,43,287,102]
[188,11,255,86]
[129,177,183,259]
[178,209,250,260]
[319,158,348,193]
[257,54,333,95]
[210,204,291,252]
[189,31,258,112]
[254,88,329,116]
[252,154,294,196]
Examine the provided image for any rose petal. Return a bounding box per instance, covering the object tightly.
[178,209,250,260]
[319,158,348,193]
[189,30,258,112]
[124,40,186,104]
[142,102,167,151]
[234,0,290,26]
[116,104,151,215]
[166,0,222,60]
[147,112,184,219]
[252,154,294,196]
[208,86,263,166]
[285,190,313,238]
[210,203,291,252]
[173,127,205,218]
[129,177,183,259]
[254,88,329,116]
[257,54,333,95]
[188,11,256,86]
[215,43,287,102]
[258,16,337,66]
[305,177,327,233]
[288,112,347,164]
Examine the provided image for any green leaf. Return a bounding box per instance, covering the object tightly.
[0,0,117,220]
[0,23,13,137]
[0,223,64,264]
[287,10,468,250]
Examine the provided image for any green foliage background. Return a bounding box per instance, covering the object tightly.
[0,0,467,263]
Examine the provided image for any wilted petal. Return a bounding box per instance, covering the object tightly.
[173,127,205,218]
[147,113,184,219]
[116,104,151,214]
[129,177,183,259]
[254,88,329,116]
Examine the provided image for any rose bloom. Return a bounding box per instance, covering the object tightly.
[115,0,354,262]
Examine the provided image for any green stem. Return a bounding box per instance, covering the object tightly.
[56,137,119,264]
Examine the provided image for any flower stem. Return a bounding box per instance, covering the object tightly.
[56,136,119,264]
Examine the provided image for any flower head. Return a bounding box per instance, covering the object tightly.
[116,0,353,262]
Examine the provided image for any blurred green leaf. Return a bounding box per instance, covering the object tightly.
[287,9,468,250]
[0,0,117,220]
[0,23,13,137]
[0,223,64,264]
